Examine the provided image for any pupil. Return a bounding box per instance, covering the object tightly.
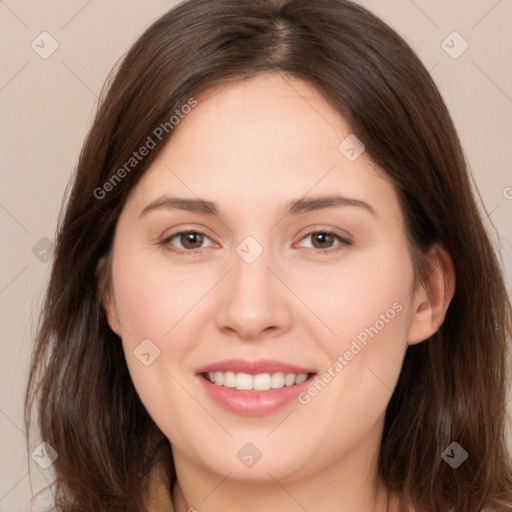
[314,232,332,249]
[183,232,202,248]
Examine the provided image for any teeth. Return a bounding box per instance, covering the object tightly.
[223,371,236,388]
[253,373,271,390]
[295,373,308,384]
[214,371,223,386]
[284,373,296,386]
[271,372,285,389]
[206,371,309,390]
[235,372,253,390]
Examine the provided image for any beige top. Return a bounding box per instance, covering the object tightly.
[143,464,427,512]
[146,462,175,512]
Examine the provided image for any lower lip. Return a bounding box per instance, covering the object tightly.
[197,374,315,416]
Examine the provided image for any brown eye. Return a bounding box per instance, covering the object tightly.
[298,230,352,253]
[310,232,335,249]
[161,230,213,255]
[178,232,204,249]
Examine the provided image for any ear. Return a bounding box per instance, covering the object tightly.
[96,253,122,337]
[407,243,456,345]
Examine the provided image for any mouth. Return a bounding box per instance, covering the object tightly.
[195,359,317,416]
[200,370,314,391]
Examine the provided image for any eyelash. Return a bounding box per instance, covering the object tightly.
[160,229,352,256]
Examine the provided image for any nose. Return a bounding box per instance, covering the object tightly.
[214,246,293,341]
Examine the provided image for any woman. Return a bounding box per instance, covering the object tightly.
[25,0,512,511]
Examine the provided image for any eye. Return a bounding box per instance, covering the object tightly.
[161,230,214,255]
[296,230,352,253]
[160,229,352,256]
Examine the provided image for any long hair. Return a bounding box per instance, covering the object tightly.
[25,1,512,510]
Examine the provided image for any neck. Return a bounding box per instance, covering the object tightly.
[171,442,391,512]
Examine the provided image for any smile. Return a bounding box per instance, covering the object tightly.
[195,359,317,415]
[203,371,310,391]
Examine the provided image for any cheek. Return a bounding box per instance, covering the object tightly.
[298,243,414,416]
[109,246,213,431]
[111,246,209,343]
[299,243,413,353]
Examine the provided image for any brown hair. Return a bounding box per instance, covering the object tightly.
[25,1,512,510]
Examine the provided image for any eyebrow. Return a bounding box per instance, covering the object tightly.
[139,194,377,218]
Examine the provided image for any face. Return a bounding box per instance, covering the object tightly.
[103,72,422,484]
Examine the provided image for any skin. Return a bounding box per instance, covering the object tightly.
[102,72,455,512]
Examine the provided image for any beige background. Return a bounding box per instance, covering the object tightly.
[1,1,511,510]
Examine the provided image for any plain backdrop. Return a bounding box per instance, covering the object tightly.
[1,1,511,510]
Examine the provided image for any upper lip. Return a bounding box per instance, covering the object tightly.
[195,359,316,376]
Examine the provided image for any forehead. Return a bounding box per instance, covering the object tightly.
[172,72,353,160]
[123,72,398,222]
